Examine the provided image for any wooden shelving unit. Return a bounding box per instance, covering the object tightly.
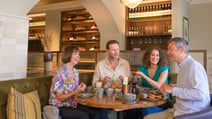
[125,0,172,50]
[60,9,100,51]
[27,13,46,51]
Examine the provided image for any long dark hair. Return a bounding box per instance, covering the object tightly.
[142,47,168,68]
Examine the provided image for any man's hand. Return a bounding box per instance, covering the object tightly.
[119,75,124,82]
[103,76,111,84]
[160,83,173,93]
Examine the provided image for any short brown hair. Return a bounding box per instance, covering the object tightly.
[106,40,119,50]
[142,47,168,68]
[62,46,79,63]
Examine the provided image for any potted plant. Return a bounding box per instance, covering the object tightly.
[40,33,53,73]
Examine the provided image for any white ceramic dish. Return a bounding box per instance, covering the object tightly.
[77,93,94,98]
[122,98,138,104]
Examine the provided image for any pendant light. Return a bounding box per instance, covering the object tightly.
[121,0,142,8]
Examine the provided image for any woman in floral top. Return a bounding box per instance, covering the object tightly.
[49,46,101,119]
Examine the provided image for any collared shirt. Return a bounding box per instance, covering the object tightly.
[49,65,79,108]
[172,55,210,116]
[92,57,131,87]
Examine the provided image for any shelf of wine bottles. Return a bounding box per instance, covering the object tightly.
[128,2,171,19]
[125,0,172,50]
[128,24,171,36]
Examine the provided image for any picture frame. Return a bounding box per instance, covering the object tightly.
[183,17,189,41]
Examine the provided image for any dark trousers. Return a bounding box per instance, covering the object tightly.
[125,106,164,119]
[59,104,108,119]
[59,104,101,119]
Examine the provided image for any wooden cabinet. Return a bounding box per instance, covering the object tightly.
[60,9,100,51]
[126,1,172,50]
[27,13,46,51]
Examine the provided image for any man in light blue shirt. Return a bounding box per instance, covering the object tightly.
[144,37,210,119]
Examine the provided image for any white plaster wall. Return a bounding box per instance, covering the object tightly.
[0,14,29,80]
[45,10,61,51]
[189,3,212,51]
[0,0,38,16]
[172,0,189,39]
[102,0,126,50]
[0,0,39,80]
[169,0,189,73]
[190,2,212,92]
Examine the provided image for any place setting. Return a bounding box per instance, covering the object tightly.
[122,93,138,104]
[76,86,95,99]
[137,90,165,101]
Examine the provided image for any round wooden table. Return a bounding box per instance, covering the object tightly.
[75,94,167,119]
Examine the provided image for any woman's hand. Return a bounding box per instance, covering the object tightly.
[55,83,87,101]
[136,71,145,78]
[75,82,86,94]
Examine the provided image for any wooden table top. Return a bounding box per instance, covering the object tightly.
[75,94,167,111]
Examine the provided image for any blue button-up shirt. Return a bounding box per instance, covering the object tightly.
[172,55,210,116]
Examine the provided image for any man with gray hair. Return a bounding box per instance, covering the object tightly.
[144,37,210,119]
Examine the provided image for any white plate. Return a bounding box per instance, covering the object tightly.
[77,93,94,98]
[139,91,164,101]
[122,99,138,104]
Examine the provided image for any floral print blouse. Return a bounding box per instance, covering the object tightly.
[49,65,79,108]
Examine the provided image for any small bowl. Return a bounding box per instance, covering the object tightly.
[77,93,93,98]
[85,86,94,93]
[139,93,148,99]
[136,87,150,94]
[115,88,122,94]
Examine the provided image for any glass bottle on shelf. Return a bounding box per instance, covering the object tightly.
[141,26,145,36]
[155,5,158,11]
[129,8,132,18]
[134,26,139,36]
[130,39,134,45]
[143,6,146,12]
[158,4,161,11]
[128,26,134,36]
[168,3,172,9]
[139,38,143,45]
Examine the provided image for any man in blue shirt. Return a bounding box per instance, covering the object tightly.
[144,37,210,119]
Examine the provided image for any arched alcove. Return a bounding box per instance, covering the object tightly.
[29,0,126,50]
[77,0,125,50]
